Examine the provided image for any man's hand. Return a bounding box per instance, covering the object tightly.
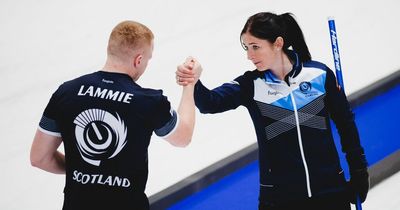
[176,57,202,86]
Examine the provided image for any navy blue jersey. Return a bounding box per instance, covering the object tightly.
[194,52,367,204]
[38,71,178,209]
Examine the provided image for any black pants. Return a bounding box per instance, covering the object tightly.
[259,192,350,210]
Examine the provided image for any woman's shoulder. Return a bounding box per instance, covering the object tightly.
[303,60,332,72]
[236,69,262,81]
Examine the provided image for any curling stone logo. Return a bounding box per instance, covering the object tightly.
[299,81,312,93]
[73,109,127,166]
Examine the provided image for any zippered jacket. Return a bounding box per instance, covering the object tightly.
[194,52,367,204]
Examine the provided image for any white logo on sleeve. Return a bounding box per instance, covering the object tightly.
[73,109,127,166]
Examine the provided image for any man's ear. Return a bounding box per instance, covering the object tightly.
[133,54,143,67]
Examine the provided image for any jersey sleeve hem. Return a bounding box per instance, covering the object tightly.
[38,126,62,137]
[154,110,179,139]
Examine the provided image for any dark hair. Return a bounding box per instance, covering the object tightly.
[241,12,311,62]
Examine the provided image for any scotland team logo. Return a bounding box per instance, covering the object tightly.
[73,109,127,166]
[299,82,312,93]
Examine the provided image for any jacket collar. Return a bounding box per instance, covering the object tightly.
[262,50,302,84]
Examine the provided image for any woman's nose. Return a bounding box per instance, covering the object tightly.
[247,51,253,60]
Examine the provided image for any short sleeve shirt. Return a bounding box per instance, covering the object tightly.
[38,71,178,209]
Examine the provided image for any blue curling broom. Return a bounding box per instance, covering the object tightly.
[328,17,346,93]
[328,17,363,210]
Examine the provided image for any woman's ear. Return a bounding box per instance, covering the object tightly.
[274,36,284,51]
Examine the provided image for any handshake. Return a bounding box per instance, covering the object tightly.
[175,57,202,86]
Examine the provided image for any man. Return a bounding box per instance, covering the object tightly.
[30,20,200,210]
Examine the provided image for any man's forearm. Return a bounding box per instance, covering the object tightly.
[165,84,195,147]
[177,84,195,145]
[178,83,195,129]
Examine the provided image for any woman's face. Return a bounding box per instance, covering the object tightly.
[241,32,279,71]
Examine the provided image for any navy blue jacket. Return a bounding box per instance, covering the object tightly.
[194,53,367,204]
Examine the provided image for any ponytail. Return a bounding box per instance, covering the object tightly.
[279,13,311,62]
[241,12,312,62]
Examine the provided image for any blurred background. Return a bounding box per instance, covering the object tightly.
[0,0,399,209]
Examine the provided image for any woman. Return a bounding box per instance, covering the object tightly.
[176,12,369,210]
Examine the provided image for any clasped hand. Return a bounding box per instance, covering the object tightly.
[176,57,202,86]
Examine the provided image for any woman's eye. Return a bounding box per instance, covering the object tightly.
[252,45,260,50]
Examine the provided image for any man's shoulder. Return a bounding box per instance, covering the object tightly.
[133,87,167,103]
[58,72,97,89]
